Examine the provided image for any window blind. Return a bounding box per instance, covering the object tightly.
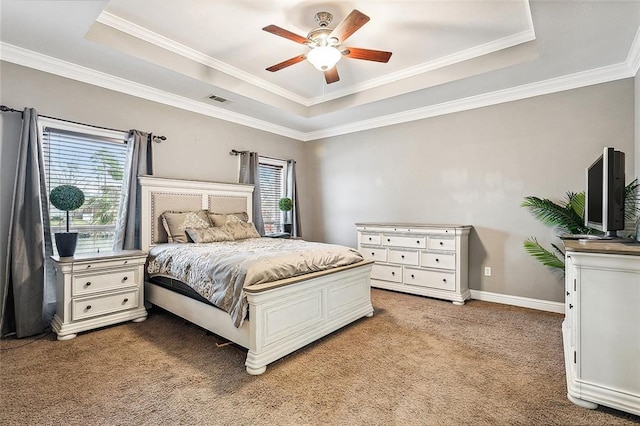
[258,162,284,234]
[42,127,128,255]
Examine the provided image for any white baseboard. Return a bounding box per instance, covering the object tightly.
[469,290,564,314]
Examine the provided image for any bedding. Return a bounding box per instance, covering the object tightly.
[146,238,364,327]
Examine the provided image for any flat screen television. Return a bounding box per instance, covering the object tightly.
[585,147,625,238]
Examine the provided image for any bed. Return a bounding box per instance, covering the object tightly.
[139,175,374,375]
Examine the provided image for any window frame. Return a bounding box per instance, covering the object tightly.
[258,156,288,235]
[39,118,129,255]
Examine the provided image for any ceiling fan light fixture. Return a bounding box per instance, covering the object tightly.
[307,46,342,71]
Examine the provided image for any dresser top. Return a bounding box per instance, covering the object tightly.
[563,239,640,256]
[51,250,147,263]
[356,223,471,230]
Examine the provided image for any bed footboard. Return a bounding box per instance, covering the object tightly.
[245,261,374,375]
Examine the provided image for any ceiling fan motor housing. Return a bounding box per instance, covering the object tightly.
[308,12,338,46]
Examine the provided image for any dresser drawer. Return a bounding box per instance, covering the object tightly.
[404,268,455,291]
[72,257,142,273]
[72,290,139,321]
[388,249,419,266]
[421,252,456,270]
[359,233,382,245]
[371,264,402,283]
[383,235,426,249]
[362,247,387,262]
[72,267,138,296]
[427,237,456,251]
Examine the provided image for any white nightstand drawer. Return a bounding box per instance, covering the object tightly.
[428,237,456,251]
[421,252,456,270]
[405,268,455,291]
[72,257,141,273]
[371,264,402,283]
[359,233,382,245]
[72,290,139,321]
[72,268,138,296]
[383,235,426,248]
[388,249,419,266]
[362,247,387,262]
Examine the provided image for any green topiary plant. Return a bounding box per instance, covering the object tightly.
[278,197,293,212]
[50,185,85,232]
[522,179,640,271]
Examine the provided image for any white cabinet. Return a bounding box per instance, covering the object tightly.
[562,241,640,416]
[51,251,148,340]
[356,223,471,305]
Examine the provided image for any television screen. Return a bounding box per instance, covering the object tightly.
[585,147,625,238]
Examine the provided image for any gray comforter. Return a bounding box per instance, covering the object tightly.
[146,238,364,327]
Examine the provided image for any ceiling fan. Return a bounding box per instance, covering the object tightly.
[263,9,392,84]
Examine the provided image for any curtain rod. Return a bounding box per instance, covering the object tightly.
[230,149,295,163]
[0,105,166,142]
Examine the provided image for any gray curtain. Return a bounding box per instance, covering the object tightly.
[286,160,302,238]
[1,108,54,338]
[239,151,265,235]
[113,130,153,250]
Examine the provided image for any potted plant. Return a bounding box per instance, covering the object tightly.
[278,197,293,234]
[50,184,85,257]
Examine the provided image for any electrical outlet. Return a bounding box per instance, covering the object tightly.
[484,267,492,277]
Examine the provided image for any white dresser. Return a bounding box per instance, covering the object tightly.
[562,240,640,416]
[51,250,148,340]
[356,223,471,305]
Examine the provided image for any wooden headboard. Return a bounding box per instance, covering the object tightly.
[139,175,254,250]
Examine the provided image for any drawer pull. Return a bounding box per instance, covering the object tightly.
[86,305,92,310]
[387,238,391,242]
[439,242,444,246]
[86,265,91,268]
[85,281,92,287]
[401,255,405,259]
[124,260,128,264]
[416,240,420,244]
[566,291,570,296]
[123,298,129,303]
[442,279,447,283]
[569,304,573,309]
[371,252,375,256]
[368,237,372,241]
[435,258,439,262]
[411,274,415,279]
[122,276,128,281]
[391,272,395,276]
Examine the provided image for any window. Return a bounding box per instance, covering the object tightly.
[40,119,128,255]
[258,157,288,235]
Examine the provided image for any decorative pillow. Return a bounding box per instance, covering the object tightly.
[185,227,234,243]
[161,210,211,243]
[222,215,261,240]
[208,212,249,227]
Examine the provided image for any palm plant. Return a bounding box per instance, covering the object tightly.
[522,179,639,271]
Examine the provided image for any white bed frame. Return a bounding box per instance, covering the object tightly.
[139,176,373,375]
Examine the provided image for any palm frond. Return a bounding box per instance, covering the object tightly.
[624,179,640,222]
[524,238,565,270]
[521,196,588,234]
[565,191,585,220]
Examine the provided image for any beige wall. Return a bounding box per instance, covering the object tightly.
[304,79,635,303]
[0,61,636,306]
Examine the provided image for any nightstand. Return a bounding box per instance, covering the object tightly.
[51,250,148,340]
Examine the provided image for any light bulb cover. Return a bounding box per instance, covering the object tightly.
[307,46,342,71]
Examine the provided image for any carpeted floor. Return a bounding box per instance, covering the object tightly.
[1,289,638,425]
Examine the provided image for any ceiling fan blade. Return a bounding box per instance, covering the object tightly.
[343,47,392,63]
[324,67,340,84]
[328,9,370,44]
[262,24,309,45]
[266,54,306,72]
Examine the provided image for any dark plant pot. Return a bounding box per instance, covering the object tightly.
[55,232,78,257]
[283,223,292,234]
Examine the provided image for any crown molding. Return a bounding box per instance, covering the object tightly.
[1,36,637,143]
[97,11,536,108]
[96,12,310,107]
[305,61,634,141]
[0,42,305,141]
[307,29,536,105]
